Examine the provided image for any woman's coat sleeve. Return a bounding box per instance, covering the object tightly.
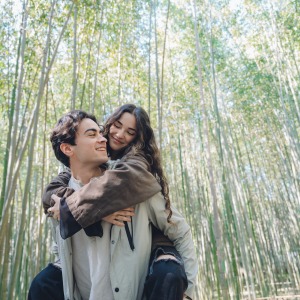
[43,155,161,228]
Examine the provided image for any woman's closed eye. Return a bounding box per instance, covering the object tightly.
[127,131,135,136]
[113,122,121,129]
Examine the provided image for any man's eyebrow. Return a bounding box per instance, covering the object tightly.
[84,128,100,134]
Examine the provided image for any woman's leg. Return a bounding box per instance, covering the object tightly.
[28,264,64,300]
[144,246,188,300]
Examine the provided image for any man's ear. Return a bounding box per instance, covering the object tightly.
[60,143,73,158]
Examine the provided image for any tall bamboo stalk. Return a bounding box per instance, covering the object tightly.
[71,4,78,109]
[91,0,105,114]
[191,0,228,297]
[153,0,162,149]
[147,0,152,115]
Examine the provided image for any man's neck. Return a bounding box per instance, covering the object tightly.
[70,164,103,185]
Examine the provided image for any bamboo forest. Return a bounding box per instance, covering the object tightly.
[1,0,300,299]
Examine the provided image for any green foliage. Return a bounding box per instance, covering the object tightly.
[1,0,300,299]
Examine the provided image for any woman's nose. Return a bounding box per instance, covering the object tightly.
[116,130,125,139]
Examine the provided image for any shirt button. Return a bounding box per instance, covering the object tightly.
[111,240,115,244]
[115,287,119,292]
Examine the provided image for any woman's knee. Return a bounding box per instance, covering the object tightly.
[147,258,188,290]
[144,259,187,300]
[151,258,186,281]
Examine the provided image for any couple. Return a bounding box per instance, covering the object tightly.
[28,104,198,300]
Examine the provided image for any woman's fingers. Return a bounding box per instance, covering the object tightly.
[114,215,132,222]
[112,219,125,227]
[102,208,135,226]
[122,207,135,212]
[113,209,135,218]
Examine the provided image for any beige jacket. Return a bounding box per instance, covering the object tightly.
[45,155,198,298]
[51,192,198,299]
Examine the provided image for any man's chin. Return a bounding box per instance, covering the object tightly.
[97,157,109,164]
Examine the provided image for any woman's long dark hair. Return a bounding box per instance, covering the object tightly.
[103,104,172,222]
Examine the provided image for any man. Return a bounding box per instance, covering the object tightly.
[29,110,197,300]
[28,110,134,299]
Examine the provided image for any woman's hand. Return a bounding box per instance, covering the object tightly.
[102,207,135,227]
[47,194,61,220]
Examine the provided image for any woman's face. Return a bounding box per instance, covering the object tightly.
[108,112,137,152]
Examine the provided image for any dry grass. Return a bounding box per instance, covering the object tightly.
[255,296,300,300]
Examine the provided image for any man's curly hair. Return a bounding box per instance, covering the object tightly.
[50,110,98,167]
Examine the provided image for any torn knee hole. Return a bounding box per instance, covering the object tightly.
[155,254,179,262]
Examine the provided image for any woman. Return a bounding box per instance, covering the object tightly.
[90,104,195,299]
[33,104,197,299]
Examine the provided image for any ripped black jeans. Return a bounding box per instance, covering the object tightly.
[143,246,188,300]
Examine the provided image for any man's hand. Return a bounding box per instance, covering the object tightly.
[47,194,61,220]
[102,207,135,227]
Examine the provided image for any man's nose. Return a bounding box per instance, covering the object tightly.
[98,134,107,143]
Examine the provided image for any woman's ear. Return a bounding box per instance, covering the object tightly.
[60,143,73,158]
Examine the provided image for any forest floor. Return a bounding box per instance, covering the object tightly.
[255,296,300,299]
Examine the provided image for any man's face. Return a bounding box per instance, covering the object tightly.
[70,118,108,167]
